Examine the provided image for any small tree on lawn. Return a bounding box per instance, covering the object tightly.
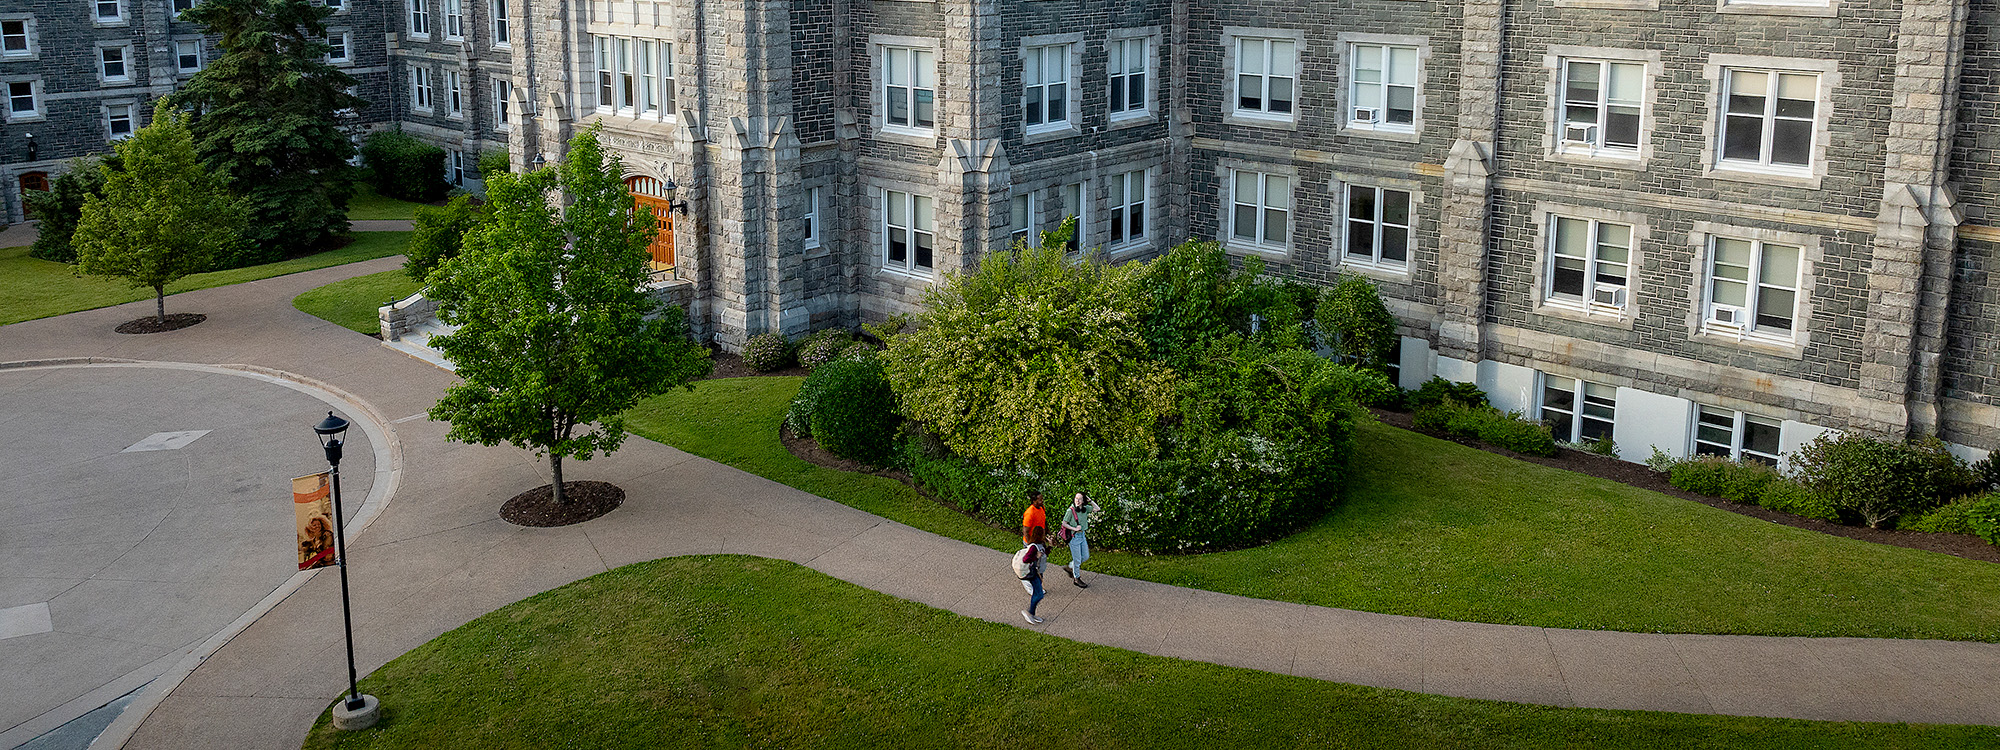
[73,104,245,325]
[404,195,485,283]
[425,127,712,506]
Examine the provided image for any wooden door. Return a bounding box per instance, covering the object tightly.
[18,172,48,219]
[626,176,674,272]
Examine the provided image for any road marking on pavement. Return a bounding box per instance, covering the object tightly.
[120,431,211,453]
[0,603,53,640]
[391,413,428,424]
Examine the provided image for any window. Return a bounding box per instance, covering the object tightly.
[638,40,663,115]
[327,32,350,64]
[1022,44,1068,131]
[1540,376,1615,445]
[1010,192,1035,247]
[448,150,465,186]
[0,20,28,58]
[1108,169,1147,247]
[883,46,935,133]
[1230,171,1290,248]
[326,0,343,10]
[803,187,820,249]
[1694,406,1781,466]
[100,45,131,84]
[95,0,123,24]
[1234,37,1295,118]
[447,70,464,116]
[1559,60,1641,155]
[1107,37,1147,117]
[1344,185,1410,267]
[593,36,672,118]
[1349,44,1418,131]
[1703,236,1801,337]
[106,103,133,139]
[7,80,38,119]
[176,40,202,72]
[493,78,511,128]
[407,0,429,36]
[412,66,433,110]
[1545,216,1631,311]
[173,0,194,11]
[884,190,934,273]
[444,0,463,38]
[595,37,613,108]
[1720,68,1817,170]
[1059,182,1085,254]
[491,0,510,45]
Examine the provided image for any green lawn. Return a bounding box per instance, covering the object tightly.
[292,269,423,334]
[304,556,1994,750]
[626,377,2000,642]
[346,183,430,221]
[0,232,411,326]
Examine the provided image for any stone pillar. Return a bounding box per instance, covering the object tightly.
[1165,0,1193,244]
[1434,0,1505,362]
[674,109,715,340]
[1857,0,1969,437]
[518,0,574,169]
[934,0,1007,270]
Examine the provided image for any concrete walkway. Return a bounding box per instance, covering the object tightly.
[0,259,1997,750]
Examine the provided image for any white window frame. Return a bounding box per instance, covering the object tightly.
[1693,406,1782,466]
[1346,43,1419,134]
[173,0,196,13]
[326,0,345,12]
[1702,56,1837,186]
[594,36,613,110]
[97,43,133,85]
[1718,67,1818,174]
[1010,191,1036,248]
[883,189,935,275]
[175,39,203,73]
[448,149,465,186]
[490,0,510,47]
[443,0,463,39]
[1226,168,1292,253]
[327,31,351,65]
[1700,235,1802,340]
[411,65,434,111]
[1227,32,1298,123]
[1105,34,1151,122]
[1538,374,1617,446]
[1542,47,1659,169]
[1341,183,1412,269]
[1058,181,1086,255]
[1543,214,1633,314]
[1108,169,1148,249]
[493,78,511,129]
[878,41,936,139]
[407,0,430,38]
[1020,42,1071,134]
[1556,58,1644,158]
[803,186,820,250]
[94,0,126,26]
[105,102,135,140]
[446,70,464,117]
[5,79,41,121]
[0,16,38,60]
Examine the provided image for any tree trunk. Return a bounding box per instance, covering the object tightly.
[154,285,166,324]
[550,454,566,505]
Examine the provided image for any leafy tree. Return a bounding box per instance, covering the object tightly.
[170,0,365,267]
[1317,274,1399,370]
[404,195,484,283]
[24,156,117,263]
[476,149,512,181]
[73,104,246,324]
[425,127,712,505]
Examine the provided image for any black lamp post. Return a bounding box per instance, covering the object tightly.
[661,178,690,215]
[313,412,368,716]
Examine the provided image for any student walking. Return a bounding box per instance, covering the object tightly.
[1014,527,1049,624]
[1059,492,1100,588]
[1020,489,1046,545]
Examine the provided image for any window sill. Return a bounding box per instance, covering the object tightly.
[1223,240,1290,262]
[1023,122,1080,144]
[1,54,40,62]
[1222,111,1297,131]
[1556,0,1659,8]
[1107,110,1155,131]
[444,35,465,43]
[877,266,938,281]
[1690,327,1807,359]
[873,127,937,148]
[1545,147,1645,171]
[5,115,46,124]
[1343,123,1421,143]
[405,33,431,42]
[100,79,134,88]
[1717,1,1837,16]
[1532,299,1636,330]
[1338,258,1412,283]
[1105,238,1155,260]
[93,20,130,29]
[1705,162,1822,191]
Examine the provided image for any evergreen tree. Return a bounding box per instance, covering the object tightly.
[73,104,246,324]
[426,127,712,506]
[170,0,365,267]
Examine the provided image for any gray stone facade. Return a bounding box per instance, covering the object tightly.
[7,0,2000,458]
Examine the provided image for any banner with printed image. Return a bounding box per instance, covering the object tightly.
[293,472,338,571]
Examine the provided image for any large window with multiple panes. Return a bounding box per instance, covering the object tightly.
[1108,169,1147,248]
[1540,376,1616,445]
[593,36,673,119]
[106,103,134,140]
[407,0,429,36]
[1107,37,1147,118]
[327,31,350,64]
[1694,406,1781,466]
[1559,59,1641,155]
[1233,37,1295,119]
[1010,192,1036,248]
[1348,44,1417,131]
[493,79,511,128]
[1545,215,1631,312]
[444,0,463,38]
[1022,44,1070,132]
[1719,68,1818,171]
[176,40,203,72]
[1230,170,1290,250]
[883,46,935,134]
[99,44,132,84]
[6,80,38,120]
[1,19,33,58]
[411,66,433,110]
[1057,182,1085,254]
[884,190,934,273]
[95,0,125,25]
[491,0,510,45]
[1343,184,1410,267]
[1702,236,1800,338]
[447,70,464,117]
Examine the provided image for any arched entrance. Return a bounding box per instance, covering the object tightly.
[626,175,674,275]
[18,171,49,219]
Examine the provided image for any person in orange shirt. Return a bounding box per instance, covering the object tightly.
[1020,490,1046,546]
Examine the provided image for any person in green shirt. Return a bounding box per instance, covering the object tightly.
[1060,492,1100,588]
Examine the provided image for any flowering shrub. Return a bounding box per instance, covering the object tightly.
[796,329,852,371]
[741,332,793,373]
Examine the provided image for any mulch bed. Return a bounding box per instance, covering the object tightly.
[1371,407,2000,564]
[499,480,624,527]
[703,348,808,380]
[115,313,205,334]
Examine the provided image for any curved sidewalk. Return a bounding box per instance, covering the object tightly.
[0,259,1995,750]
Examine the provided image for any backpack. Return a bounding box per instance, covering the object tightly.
[1012,545,1040,580]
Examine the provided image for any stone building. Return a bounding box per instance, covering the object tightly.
[5,0,1998,463]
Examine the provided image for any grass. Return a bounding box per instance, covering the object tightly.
[292,269,424,334]
[625,377,2000,642]
[303,556,1998,749]
[0,232,411,327]
[346,183,430,221]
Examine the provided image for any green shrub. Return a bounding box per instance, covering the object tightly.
[1660,455,1842,521]
[24,156,114,263]
[801,357,900,465]
[1758,479,1841,522]
[361,131,451,202]
[1412,401,1557,457]
[1316,275,1398,371]
[1408,377,1488,410]
[1586,437,1619,458]
[1903,495,1980,535]
[742,332,793,372]
[404,195,484,283]
[476,150,511,181]
[796,329,853,371]
[1790,433,1978,528]
[1973,455,2000,492]
[1969,494,2000,546]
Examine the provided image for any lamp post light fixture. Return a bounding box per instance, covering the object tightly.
[23,132,35,161]
[313,411,380,730]
[531,152,546,166]
[660,178,690,215]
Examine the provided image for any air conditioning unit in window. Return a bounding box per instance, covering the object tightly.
[1591,285,1627,308]
[1563,124,1597,145]
[1708,304,1748,339]
[1353,107,1378,124]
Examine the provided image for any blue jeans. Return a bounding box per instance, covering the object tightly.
[1068,533,1089,570]
[1021,575,1045,614]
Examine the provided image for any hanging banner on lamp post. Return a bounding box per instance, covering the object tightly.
[294,472,338,571]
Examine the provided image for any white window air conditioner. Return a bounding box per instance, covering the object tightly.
[1708,304,1747,338]
[1353,107,1378,124]
[1591,285,1627,308]
[1563,124,1597,145]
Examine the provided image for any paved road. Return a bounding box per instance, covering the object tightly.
[0,256,1998,750]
